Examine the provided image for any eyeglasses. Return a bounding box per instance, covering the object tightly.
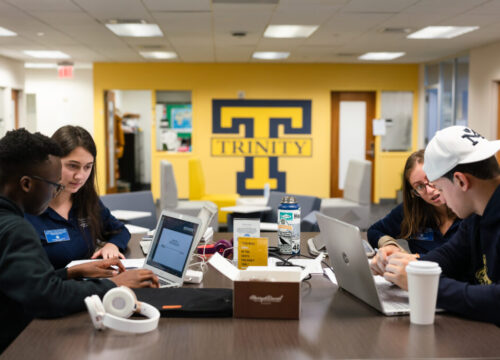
[412,181,436,196]
[30,175,65,196]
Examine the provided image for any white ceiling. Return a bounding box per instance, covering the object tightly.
[1,0,500,64]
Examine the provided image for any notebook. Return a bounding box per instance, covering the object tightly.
[143,210,202,288]
[316,212,410,316]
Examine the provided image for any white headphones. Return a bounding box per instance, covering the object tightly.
[85,286,160,334]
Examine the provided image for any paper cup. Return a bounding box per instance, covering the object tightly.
[406,261,441,325]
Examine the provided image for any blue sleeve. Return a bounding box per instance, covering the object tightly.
[421,219,472,280]
[434,277,500,325]
[99,200,130,252]
[367,204,404,249]
[421,219,500,325]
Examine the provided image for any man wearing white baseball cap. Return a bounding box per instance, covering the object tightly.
[382,126,500,325]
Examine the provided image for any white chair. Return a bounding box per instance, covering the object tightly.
[160,160,219,231]
[320,159,372,230]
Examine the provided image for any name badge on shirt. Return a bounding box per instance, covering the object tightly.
[412,229,434,242]
[44,229,70,243]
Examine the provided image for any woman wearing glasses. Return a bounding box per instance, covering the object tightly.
[367,149,460,256]
[25,126,130,269]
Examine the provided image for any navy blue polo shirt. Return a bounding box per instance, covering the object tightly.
[25,200,130,269]
[367,203,461,254]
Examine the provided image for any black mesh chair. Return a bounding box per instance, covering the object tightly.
[100,190,157,230]
[261,191,321,232]
[227,191,321,232]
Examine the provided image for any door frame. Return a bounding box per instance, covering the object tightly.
[330,91,375,199]
[104,90,117,194]
[11,89,20,129]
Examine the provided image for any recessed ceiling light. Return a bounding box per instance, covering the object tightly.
[358,52,405,61]
[252,51,290,60]
[106,21,163,37]
[407,26,479,39]
[24,63,57,69]
[0,26,17,36]
[24,50,70,59]
[264,25,318,38]
[139,51,177,59]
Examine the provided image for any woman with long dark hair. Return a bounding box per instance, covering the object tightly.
[368,149,460,256]
[25,125,130,268]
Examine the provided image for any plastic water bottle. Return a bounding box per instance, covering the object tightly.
[277,195,301,255]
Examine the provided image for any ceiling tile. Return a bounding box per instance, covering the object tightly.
[72,0,153,22]
[3,0,81,12]
[469,0,500,14]
[340,0,418,13]
[271,4,342,24]
[143,0,211,12]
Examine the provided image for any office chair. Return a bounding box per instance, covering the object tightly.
[320,159,372,230]
[100,190,157,230]
[188,157,238,224]
[160,160,218,231]
[227,191,321,232]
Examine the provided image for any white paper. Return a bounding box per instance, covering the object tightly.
[300,253,325,280]
[125,224,150,234]
[111,210,152,221]
[66,258,145,269]
[323,268,337,285]
[372,118,386,136]
[268,256,324,275]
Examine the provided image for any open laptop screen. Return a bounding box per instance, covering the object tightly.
[147,215,199,278]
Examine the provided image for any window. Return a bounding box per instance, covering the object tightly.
[424,56,469,143]
[155,91,192,152]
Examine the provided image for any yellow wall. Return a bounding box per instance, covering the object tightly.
[93,63,419,203]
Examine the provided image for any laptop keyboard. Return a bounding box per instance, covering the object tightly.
[158,278,179,288]
[375,278,410,312]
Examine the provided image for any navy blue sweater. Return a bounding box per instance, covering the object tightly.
[367,203,460,254]
[0,196,114,353]
[421,185,500,325]
[25,200,130,269]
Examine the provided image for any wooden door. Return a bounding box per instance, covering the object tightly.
[104,91,117,193]
[497,83,500,163]
[330,92,375,198]
[11,89,20,129]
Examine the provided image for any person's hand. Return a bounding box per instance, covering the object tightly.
[369,245,401,275]
[67,258,126,279]
[383,252,419,290]
[91,243,125,260]
[110,269,159,288]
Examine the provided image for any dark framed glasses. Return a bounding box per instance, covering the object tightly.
[412,181,436,197]
[29,175,65,196]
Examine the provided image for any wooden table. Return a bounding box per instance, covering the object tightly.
[3,233,500,359]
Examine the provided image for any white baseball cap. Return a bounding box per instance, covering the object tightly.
[423,126,500,181]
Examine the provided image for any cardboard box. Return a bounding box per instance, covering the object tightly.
[208,253,302,320]
[233,280,300,319]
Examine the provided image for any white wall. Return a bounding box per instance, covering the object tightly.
[0,56,25,136]
[469,41,500,139]
[24,67,94,137]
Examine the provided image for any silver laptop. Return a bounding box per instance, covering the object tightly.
[316,212,410,316]
[143,210,202,288]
